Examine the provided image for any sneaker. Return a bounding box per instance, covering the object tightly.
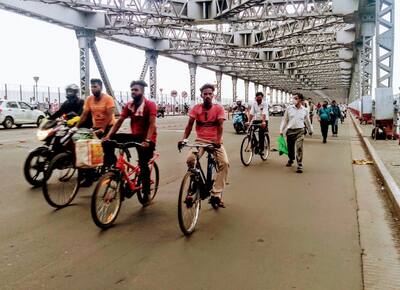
[296,167,303,173]
[323,139,327,143]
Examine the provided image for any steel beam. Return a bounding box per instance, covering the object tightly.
[375,0,395,89]
[215,71,222,103]
[244,80,249,103]
[90,38,114,98]
[146,50,158,100]
[189,63,197,103]
[75,29,92,98]
[232,76,238,102]
[139,56,150,81]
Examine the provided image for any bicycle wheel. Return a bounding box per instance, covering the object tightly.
[240,135,253,166]
[178,172,201,236]
[260,134,270,161]
[137,162,160,206]
[42,152,79,208]
[24,149,49,187]
[91,171,122,229]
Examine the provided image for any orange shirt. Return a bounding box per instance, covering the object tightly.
[83,93,116,129]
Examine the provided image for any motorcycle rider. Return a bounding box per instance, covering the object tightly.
[49,84,84,120]
[232,100,248,122]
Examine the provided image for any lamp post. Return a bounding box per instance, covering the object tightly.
[33,76,39,102]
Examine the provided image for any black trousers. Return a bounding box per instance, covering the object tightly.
[103,134,155,195]
[320,120,329,141]
[252,120,268,151]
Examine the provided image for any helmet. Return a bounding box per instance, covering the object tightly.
[65,84,80,93]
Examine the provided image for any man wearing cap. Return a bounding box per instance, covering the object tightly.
[103,80,157,205]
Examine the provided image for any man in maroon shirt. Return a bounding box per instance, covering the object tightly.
[103,80,157,203]
[178,83,229,208]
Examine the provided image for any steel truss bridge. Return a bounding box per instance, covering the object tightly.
[0,0,395,104]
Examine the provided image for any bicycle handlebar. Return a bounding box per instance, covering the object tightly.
[103,140,143,149]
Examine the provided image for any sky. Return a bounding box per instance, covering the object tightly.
[0,6,399,102]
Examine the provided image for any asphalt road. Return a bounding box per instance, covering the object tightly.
[0,116,362,290]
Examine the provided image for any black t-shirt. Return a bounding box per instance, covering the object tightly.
[51,98,84,119]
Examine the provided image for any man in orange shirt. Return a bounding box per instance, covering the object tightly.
[77,78,115,137]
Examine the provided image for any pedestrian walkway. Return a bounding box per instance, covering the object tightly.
[0,117,400,289]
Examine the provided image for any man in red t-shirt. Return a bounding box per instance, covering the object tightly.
[178,83,229,207]
[104,80,157,203]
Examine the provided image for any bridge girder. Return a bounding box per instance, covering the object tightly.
[0,0,360,99]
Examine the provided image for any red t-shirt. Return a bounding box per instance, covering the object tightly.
[189,104,226,143]
[120,99,157,143]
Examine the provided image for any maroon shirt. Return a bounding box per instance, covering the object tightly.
[120,99,157,143]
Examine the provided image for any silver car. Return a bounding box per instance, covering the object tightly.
[0,100,46,129]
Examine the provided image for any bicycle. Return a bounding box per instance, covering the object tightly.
[42,128,104,209]
[240,122,270,166]
[91,141,159,229]
[177,141,222,236]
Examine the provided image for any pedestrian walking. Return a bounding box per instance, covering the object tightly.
[280,93,313,173]
[318,101,331,143]
[330,100,341,137]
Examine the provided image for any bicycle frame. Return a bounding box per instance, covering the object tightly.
[193,149,216,194]
[115,148,159,192]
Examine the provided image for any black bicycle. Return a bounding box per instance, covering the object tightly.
[240,122,270,166]
[177,141,221,235]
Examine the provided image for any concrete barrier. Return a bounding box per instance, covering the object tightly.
[350,113,400,216]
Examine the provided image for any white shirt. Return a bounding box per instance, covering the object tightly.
[250,100,269,121]
[280,104,313,133]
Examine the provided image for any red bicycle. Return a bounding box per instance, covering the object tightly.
[91,141,159,229]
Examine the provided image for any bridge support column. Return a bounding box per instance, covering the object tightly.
[189,63,197,105]
[75,29,93,98]
[244,80,249,103]
[146,50,158,100]
[215,71,222,103]
[262,85,267,101]
[232,76,237,102]
[254,83,259,94]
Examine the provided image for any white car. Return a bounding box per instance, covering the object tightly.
[0,100,46,129]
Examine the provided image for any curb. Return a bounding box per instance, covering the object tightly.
[350,113,400,216]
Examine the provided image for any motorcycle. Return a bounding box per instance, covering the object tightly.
[23,115,80,187]
[233,112,248,134]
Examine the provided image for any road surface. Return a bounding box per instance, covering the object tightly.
[0,116,366,289]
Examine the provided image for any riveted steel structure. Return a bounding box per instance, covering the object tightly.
[0,0,392,103]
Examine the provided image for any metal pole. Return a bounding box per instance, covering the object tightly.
[19,85,22,101]
[75,29,92,98]
[4,84,7,99]
[90,38,115,98]
[244,80,249,103]
[232,76,237,102]
[215,71,222,103]
[140,56,150,81]
[189,63,197,105]
[146,50,158,100]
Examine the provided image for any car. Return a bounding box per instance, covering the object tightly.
[269,104,285,116]
[0,100,46,129]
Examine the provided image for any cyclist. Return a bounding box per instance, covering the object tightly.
[103,80,157,203]
[178,83,229,208]
[49,84,84,120]
[247,92,269,155]
[77,78,115,137]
